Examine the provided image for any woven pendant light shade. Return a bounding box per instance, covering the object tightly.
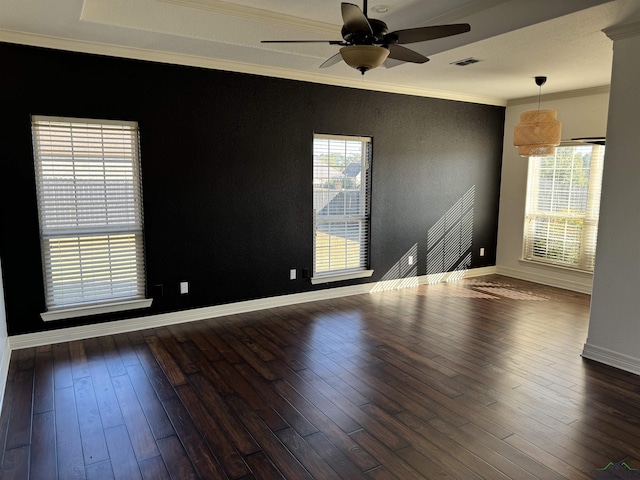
[514,109,562,156]
[513,77,562,157]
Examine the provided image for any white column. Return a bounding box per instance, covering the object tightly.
[582,22,640,374]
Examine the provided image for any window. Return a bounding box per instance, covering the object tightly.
[32,116,149,319]
[312,134,373,283]
[523,143,605,271]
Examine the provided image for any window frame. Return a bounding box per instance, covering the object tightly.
[311,133,374,284]
[31,115,151,320]
[522,142,605,272]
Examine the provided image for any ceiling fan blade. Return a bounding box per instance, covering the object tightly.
[382,57,406,69]
[261,40,344,44]
[319,53,343,68]
[341,2,373,35]
[389,23,470,44]
[387,45,429,64]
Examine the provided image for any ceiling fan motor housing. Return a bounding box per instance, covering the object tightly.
[341,18,392,45]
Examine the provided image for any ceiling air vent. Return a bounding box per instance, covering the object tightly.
[450,57,480,66]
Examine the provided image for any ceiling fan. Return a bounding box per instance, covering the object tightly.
[261,1,470,75]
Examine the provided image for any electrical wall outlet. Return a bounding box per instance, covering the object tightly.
[479,247,485,257]
[290,269,296,280]
[180,281,189,294]
[408,255,414,265]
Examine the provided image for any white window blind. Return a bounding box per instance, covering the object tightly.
[32,116,146,310]
[523,143,605,271]
[313,134,372,278]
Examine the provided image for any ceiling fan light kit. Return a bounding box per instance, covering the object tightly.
[514,76,562,157]
[261,2,470,75]
[340,45,389,74]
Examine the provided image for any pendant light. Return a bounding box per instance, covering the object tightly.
[513,76,562,157]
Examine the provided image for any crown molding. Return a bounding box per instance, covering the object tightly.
[0,29,506,106]
[603,21,640,41]
[159,0,338,36]
[506,85,610,106]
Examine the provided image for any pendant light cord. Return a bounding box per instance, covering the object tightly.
[536,85,542,123]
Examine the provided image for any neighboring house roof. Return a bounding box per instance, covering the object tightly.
[313,158,345,181]
[343,161,361,178]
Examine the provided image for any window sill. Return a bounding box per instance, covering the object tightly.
[41,298,153,322]
[519,258,594,275]
[311,270,374,285]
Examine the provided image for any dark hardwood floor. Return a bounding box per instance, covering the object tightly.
[1,274,639,479]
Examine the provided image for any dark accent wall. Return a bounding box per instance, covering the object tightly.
[0,42,504,335]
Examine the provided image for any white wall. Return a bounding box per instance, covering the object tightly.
[582,23,640,374]
[0,259,10,413]
[496,90,609,293]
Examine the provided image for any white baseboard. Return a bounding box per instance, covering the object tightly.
[0,337,11,415]
[581,342,640,376]
[495,265,592,294]
[8,266,496,351]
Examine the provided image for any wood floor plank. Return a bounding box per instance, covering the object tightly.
[4,368,33,450]
[126,364,175,441]
[272,370,362,435]
[199,320,245,363]
[30,411,56,480]
[104,424,142,480]
[73,376,109,465]
[0,445,30,480]
[243,451,286,480]
[187,373,261,456]
[180,323,224,363]
[275,427,340,479]
[234,363,319,438]
[219,331,280,381]
[96,336,127,377]
[365,466,402,480]
[161,396,229,479]
[3,275,640,479]
[269,378,379,471]
[348,430,425,480]
[154,327,199,375]
[0,369,15,462]
[425,416,539,480]
[156,435,198,480]
[111,333,142,367]
[33,345,54,415]
[303,431,370,480]
[180,341,235,395]
[54,386,85,480]
[225,394,314,480]
[111,374,159,462]
[52,343,73,390]
[133,343,178,402]
[175,383,249,479]
[138,455,171,480]
[294,367,410,451]
[143,335,188,387]
[504,433,593,479]
[82,340,124,431]
[210,360,289,432]
[68,340,90,380]
[85,459,114,480]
